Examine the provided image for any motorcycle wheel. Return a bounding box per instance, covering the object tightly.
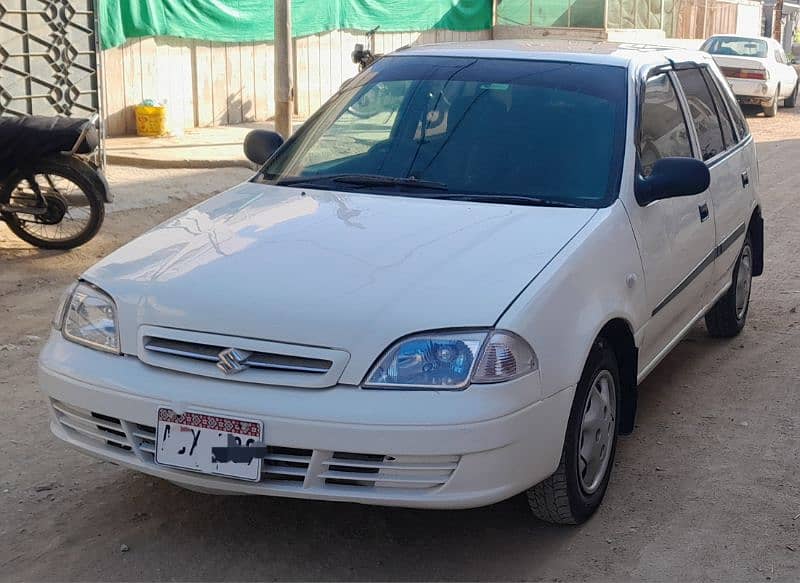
[1,154,105,250]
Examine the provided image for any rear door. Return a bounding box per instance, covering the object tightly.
[702,66,756,292]
[674,66,749,298]
[770,42,798,97]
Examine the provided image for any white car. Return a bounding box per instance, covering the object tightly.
[39,40,763,524]
[701,34,799,117]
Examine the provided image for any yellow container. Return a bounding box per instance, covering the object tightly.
[135,104,167,137]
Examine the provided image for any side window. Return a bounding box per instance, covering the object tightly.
[701,68,737,147]
[775,50,786,64]
[638,73,693,177]
[676,68,725,161]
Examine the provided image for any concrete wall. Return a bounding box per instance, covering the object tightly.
[102,29,492,137]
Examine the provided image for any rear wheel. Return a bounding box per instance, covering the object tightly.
[705,234,753,338]
[0,155,105,249]
[763,88,779,117]
[784,82,798,108]
[526,339,620,524]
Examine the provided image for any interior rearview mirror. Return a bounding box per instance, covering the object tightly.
[244,130,284,166]
[635,157,710,205]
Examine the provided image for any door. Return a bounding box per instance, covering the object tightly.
[625,71,717,369]
[770,41,798,97]
[701,67,755,293]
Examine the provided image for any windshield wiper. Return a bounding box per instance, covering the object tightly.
[274,174,449,191]
[437,194,582,208]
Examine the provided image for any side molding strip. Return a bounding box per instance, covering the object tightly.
[651,222,746,317]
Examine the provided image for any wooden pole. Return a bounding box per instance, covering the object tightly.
[274,0,293,138]
[774,0,784,42]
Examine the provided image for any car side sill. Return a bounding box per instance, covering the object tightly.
[637,281,731,384]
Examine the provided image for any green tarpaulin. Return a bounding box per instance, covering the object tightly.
[496,0,605,28]
[98,0,493,50]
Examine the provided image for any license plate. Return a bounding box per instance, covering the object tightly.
[155,408,263,481]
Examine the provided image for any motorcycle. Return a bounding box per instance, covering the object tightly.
[349,26,389,119]
[0,114,109,249]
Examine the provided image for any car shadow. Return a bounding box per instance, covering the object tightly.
[47,470,581,581]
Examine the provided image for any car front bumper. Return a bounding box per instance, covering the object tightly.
[39,333,574,509]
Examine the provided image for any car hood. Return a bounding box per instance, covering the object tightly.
[85,183,596,381]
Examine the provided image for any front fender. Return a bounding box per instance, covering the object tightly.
[497,200,648,398]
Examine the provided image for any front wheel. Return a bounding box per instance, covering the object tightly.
[1,155,105,249]
[705,234,753,338]
[526,339,620,524]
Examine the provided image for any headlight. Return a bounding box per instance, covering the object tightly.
[52,282,77,330]
[61,282,120,354]
[364,330,537,390]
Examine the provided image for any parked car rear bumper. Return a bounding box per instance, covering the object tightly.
[726,78,779,104]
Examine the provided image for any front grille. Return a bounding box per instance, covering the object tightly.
[52,400,459,493]
[137,326,349,388]
[263,446,313,483]
[51,400,133,452]
[321,452,459,489]
[145,338,333,374]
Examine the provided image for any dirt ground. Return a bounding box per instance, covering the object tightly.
[1,109,799,582]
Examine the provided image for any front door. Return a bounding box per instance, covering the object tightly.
[624,71,717,371]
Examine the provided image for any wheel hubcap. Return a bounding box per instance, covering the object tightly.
[577,370,616,494]
[735,245,752,321]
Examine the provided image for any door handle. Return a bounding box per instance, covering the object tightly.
[741,170,749,188]
[699,203,710,222]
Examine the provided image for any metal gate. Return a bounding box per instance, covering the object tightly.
[0,0,101,119]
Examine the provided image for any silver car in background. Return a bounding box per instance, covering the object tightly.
[701,34,799,117]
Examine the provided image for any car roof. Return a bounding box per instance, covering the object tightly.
[396,38,713,69]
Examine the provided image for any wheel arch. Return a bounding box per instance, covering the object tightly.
[597,318,638,435]
[749,205,764,277]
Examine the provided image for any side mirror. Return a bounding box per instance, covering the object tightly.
[635,157,710,205]
[244,130,284,165]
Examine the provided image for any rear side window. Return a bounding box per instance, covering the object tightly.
[676,68,725,161]
[712,73,749,138]
[701,68,737,147]
[638,73,693,176]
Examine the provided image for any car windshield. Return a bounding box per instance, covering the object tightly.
[260,56,628,208]
[702,36,768,58]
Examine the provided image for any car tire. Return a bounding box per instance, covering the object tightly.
[763,88,779,117]
[705,234,753,338]
[526,338,621,525]
[784,82,798,108]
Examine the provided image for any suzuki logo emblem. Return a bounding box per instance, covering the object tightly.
[216,348,253,375]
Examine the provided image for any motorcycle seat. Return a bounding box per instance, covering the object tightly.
[0,115,98,170]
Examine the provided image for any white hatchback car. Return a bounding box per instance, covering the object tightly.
[701,34,799,117]
[40,40,763,524]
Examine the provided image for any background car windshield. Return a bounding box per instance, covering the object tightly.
[262,56,627,207]
[702,36,768,58]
